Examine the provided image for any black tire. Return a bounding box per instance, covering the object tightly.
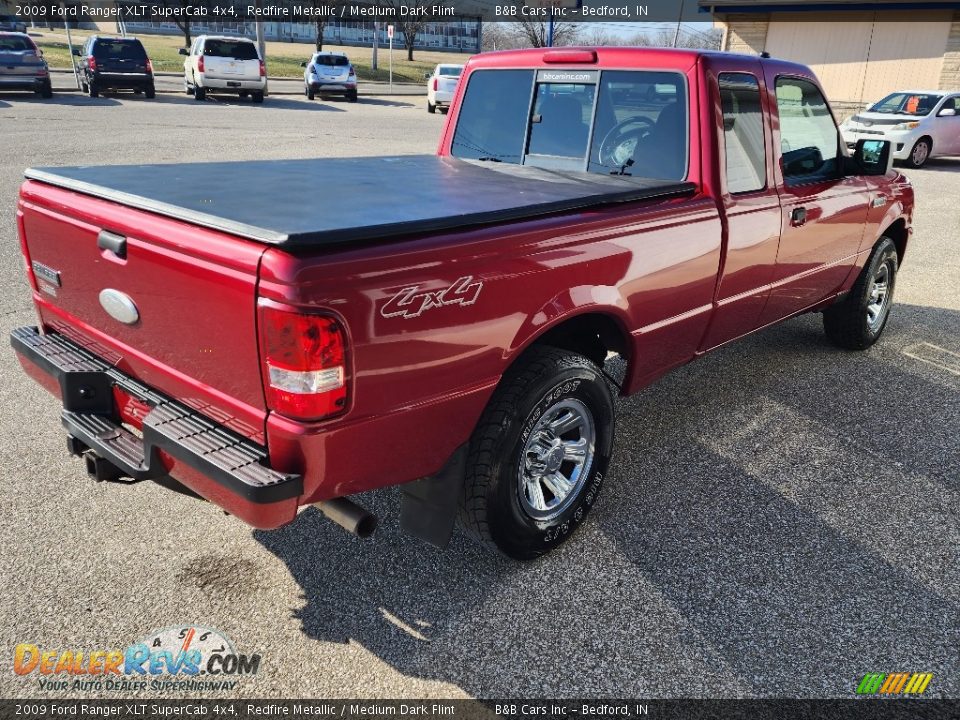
[81,81,88,94]
[427,100,436,114]
[88,82,99,98]
[459,346,615,560]
[144,84,155,99]
[185,79,193,96]
[823,237,898,350]
[194,84,206,101]
[306,86,315,100]
[905,138,931,169]
[39,79,52,98]
[347,90,358,103]
[252,91,264,104]
[133,88,142,95]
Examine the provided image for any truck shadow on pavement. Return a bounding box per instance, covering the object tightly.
[255,303,960,697]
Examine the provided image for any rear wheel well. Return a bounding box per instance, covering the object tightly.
[882,218,908,264]
[530,313,630,369]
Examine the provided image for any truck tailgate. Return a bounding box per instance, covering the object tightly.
[17,180,268,443]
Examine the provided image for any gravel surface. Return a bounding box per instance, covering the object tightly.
[0,90,957,700]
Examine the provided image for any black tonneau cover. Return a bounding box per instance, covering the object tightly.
[25,156,696,249]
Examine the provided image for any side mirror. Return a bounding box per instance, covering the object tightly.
[423,71,431,80]
[178,47,188,56]
[938,107,956,117]
[849,139,893,176]
[300,61,307,67]
[71,47,81,56]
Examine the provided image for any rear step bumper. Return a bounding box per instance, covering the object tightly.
[11,326,303,526]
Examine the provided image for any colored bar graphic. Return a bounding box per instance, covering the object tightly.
[857,673,886,694]
[904,673,934,694]
[858,672,933,695]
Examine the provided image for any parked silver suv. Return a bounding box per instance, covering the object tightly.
[0,32,52,98]
[302,52,357,102]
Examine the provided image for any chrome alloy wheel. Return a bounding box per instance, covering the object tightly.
[866,262,893,331]
[518,399,596,521]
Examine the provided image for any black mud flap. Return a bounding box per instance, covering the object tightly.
[399,445,466,548]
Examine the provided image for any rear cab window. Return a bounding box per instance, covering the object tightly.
[451,68,688,180]
[438,66,462,77]
[204,40,259,60]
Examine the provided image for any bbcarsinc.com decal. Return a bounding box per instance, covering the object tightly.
[13,626,260,692]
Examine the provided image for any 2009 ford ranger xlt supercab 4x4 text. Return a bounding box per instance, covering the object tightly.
[12,48,913,560]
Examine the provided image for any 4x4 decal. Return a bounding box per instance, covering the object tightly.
[381,276,483,320]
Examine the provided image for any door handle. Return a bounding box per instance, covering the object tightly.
[97,230,127,259]
[790,206,807,227]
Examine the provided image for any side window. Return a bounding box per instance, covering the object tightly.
[719,73,766,194]
[775,77,839,185]
[941,97,957,113]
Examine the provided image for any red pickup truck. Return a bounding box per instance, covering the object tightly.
[12,47,913,560]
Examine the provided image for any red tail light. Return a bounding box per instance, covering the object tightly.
[88,56,97,72]
[146,58,153,74]
[259,60,266,77]
[348,66,355,77]
[197,55,204,73]
[259,302,348,421]
[432,77,438,91]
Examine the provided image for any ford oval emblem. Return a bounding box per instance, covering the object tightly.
[99,289,140,325]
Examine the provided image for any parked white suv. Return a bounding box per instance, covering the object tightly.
[840,90,960,168]
[181,35,266,103]
[426,64,463,114]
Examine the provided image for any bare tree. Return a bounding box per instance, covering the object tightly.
[580,27,618,47]
[161,0,193,47]
[643,26,722,50]
[507,19,580,48]
[305,0,346,50]
[481,22,523,52]
[395,4,429,60]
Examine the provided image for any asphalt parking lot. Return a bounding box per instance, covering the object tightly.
[0,90,958,700]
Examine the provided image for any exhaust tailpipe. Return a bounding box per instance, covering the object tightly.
[315,497,378,538]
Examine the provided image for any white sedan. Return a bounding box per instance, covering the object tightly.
[840,90,960,168]
[426,63,463,114]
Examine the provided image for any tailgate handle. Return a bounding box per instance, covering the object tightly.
[97,230,127,259]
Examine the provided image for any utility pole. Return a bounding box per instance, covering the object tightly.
[387,24,393,93]
[63,12,80,90]
[255,0,266,62]
[672,0,686,47]
[372,22,379,71]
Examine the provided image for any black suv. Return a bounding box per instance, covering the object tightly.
[74,36,154,98]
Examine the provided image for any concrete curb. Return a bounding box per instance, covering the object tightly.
[48,67,425,91]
